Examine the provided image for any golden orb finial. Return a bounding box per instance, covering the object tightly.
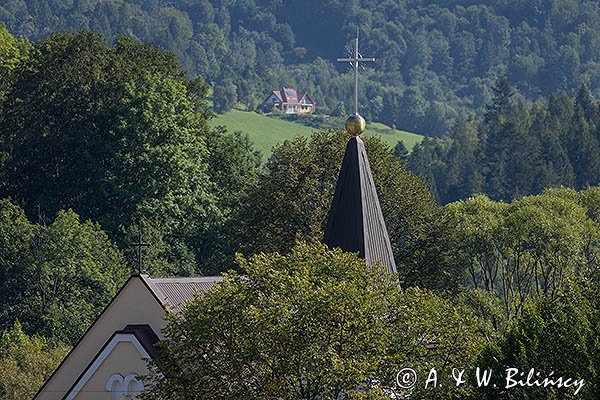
[345,113,366,136]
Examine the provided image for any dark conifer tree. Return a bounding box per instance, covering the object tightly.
[568,108,600,188]
[533,98,576,188]
[574,84,598,127]
[483,77,516,131]
[392,140,409,162]
[481,78,517,200]
[408,137,445,202]
[505,118,544,198]
[444,121,484,203]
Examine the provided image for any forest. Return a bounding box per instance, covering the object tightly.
[4,0,600,136]
[408,79,600,203]
[0,2,599,399]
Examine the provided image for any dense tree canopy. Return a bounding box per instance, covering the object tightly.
[6,1,600,135]
[0,31,211,228]
[446,188,599,320]
[0,30,261,276]
[409,81,600,203]
[476,282,600,399]
[0,22,30,102]
[0,322,68,400]
[0,199,128,344]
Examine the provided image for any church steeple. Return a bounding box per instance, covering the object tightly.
[324,30,397,274]
[323,136,397,274]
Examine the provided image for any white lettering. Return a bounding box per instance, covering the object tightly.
[476,367,493,387]
[452,368,466,386]
[505,368,519,389]
[425,368,438,389]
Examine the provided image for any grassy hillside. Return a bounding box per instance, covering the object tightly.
[210,110,423,158]
[366,122,424,149]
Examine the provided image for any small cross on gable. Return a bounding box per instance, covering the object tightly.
[130,220,149,276]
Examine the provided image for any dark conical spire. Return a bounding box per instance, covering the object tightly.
[323,136,397,274]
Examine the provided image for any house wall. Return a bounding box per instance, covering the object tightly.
[36,277,166,400]
[283,104,313,114]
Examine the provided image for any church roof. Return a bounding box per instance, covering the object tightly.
[323,136,397,274]
[141,275,223,311]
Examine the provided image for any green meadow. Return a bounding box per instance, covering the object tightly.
[210,110,424,158]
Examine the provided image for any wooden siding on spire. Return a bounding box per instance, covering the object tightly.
[323,136,397,275]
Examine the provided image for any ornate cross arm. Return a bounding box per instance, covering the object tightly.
[337,28,375,135]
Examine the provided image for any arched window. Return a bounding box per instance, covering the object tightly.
[106,374,125,400]
[124,373,145,397]
[107,373,144,399]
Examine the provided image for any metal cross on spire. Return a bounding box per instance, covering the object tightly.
[337,28,375,116]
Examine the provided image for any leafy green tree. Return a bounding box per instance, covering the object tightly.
[196,128,262,274]
[503,191,590,301]
[578,186,600,269]
[0,199,128,344]
[447,189,596,320]
[0,31,260,274]
[141,242,485,400]
[0,23,30,101]
[0,322,69,400]
[32,210,129,343]
[476,286,599,399]
[212,80,237,113]
[108,73,215,232]
[100,72,219,276]
[446,194,508,294]
[0,23,31,172]
[230,130,348,257]
[0,199,36,328]
[0,31,212,228]
[394,287,488,400]
[205,129,262,216]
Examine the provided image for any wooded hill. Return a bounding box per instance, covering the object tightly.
[4,0,600,136]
